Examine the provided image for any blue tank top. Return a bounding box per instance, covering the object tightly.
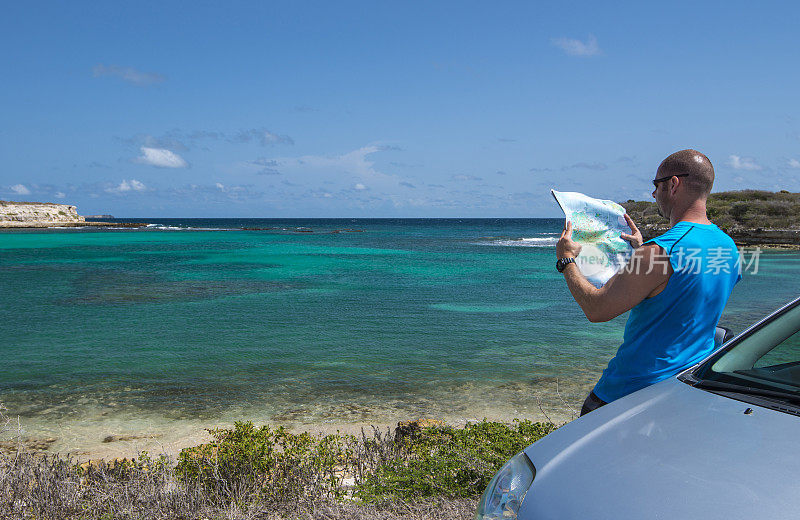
[592,222,741,403]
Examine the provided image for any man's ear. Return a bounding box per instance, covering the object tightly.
[669,176,681,195]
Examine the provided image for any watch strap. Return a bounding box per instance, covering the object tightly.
[556,257,576,273]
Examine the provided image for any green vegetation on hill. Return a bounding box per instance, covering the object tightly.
[621,190,800,232]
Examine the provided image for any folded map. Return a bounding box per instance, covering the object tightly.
[551,190,633,287]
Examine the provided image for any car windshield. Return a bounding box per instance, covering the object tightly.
[693,298,800,396]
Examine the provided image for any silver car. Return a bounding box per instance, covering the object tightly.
[476,295,800,520]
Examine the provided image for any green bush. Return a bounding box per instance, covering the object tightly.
[174,419,557,506]
[622,190,800,232]
[356,420,556,500]
[729,201,749,221]
[175,421,354,505]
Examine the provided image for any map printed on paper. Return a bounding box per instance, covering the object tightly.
[551,190,634,287]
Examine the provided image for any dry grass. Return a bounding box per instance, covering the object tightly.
[0,450,477,520]
[295,497,478,519]
[0,404,482,520]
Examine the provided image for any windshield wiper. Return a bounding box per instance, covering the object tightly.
[691,378,800,405]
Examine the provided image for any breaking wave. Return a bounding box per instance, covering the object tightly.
[475,235,559,248]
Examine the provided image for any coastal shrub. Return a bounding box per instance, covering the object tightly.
[729,201,750,222]
[175,419,557,507]
[175,421,354,506]
[622,190,800,233]
[762,200,792,217]
[0,415,556,519]
[355,420,557,500]
[0,447,481,519]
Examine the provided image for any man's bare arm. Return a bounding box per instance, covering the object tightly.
[557,221,671,322]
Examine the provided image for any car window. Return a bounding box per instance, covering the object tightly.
[697,301,800,391]
[741,330,800,389]
[754,332,800,370]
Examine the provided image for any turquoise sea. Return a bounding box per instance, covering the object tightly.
[1,218,798,457]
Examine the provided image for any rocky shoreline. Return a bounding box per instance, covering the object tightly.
[723,228,800,249]
[0,221,147,229]
[0,221,148,228]
[640,225,800,249]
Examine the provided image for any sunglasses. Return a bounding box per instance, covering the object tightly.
[652,173,689,188]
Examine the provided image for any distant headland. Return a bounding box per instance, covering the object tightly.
[0,200,146,228]
[621,190,800,249]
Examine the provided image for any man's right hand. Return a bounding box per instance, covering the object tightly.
[557,221,582,259]
[620,214,643,249]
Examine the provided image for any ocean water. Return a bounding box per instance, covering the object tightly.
[1,218,798,457]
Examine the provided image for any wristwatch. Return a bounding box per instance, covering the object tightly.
[556,257,576,273]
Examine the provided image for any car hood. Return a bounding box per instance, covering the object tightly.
[521,377,800,520]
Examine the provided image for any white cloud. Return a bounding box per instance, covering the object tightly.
[229,158,282,176]
[727,155,763,171]
[247,145,425,207]
[232,128,294,146]
[788,159,800,169]
[551,34,602,57]
[54,191,66,198]
[10,184,31,195]
[273,146,401,188]
[106,179,147,194]
[135,147,188,168]
[170,183,261,201]
[93,64,165,86]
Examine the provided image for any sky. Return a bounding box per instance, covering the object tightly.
[2,1,799,217]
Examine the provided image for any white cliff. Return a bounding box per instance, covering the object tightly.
[0,200,85,226]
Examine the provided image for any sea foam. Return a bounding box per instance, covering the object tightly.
[475,235,559,247]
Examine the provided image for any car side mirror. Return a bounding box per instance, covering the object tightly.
[714,326,735,347]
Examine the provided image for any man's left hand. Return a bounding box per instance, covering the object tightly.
[557,221,582,259]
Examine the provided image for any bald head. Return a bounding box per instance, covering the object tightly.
[657,149,714,197]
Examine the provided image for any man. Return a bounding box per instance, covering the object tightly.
[555,149,741,416]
